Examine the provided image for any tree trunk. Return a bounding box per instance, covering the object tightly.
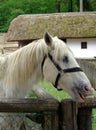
[55,0,60,12]
[68,0,73,12]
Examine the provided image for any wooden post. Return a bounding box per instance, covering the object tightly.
[42,111,59,130]
[60,99,77,130]
[77,108,92,130]
[77,97,96,130]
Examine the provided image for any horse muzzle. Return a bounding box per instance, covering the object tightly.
[72,85,95,102]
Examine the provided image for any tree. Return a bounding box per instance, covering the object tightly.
[83,0,93,11]
[68,0,73,12]
[0,0,55,32]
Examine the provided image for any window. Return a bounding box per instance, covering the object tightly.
[81,42,87,49]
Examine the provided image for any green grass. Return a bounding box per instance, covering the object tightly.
[92,109,96,130]
[40,80,71,101]
[28,80,71,101]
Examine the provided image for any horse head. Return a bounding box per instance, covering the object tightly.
[42,32,95,102]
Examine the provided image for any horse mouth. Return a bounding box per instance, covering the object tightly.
[77,91,86,102]
[73,88,87,102]
[72,85,95,102]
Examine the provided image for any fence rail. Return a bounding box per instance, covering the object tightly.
[0,98,59,130]
[0,98,59,113]
[0,98,96,130]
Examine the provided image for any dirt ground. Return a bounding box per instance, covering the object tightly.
[0,33,19,55]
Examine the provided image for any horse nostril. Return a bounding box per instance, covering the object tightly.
[84,86,89,91]
[83,85,95,95]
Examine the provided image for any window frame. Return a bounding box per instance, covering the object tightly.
[81,42,87,49]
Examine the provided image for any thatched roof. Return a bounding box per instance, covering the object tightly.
[6,12,96,42]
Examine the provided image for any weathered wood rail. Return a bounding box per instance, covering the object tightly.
[0,98,59,113]
[0,97,96,130]
[0,98,59,130]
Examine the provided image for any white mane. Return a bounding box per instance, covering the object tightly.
[3,40,47,96]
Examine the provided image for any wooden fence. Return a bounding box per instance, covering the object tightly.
[0,98,59,130]
[0,98,96,130]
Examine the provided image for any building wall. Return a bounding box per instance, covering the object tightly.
[67,38,96,58]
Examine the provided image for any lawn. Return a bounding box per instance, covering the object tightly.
[92,109,96,130]
[40,80,71,101]
[28,80,71,101]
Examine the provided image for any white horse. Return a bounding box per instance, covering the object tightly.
[0,32,95,129]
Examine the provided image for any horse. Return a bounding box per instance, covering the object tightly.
[0,32,94,129]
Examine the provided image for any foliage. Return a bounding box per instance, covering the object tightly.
[0,0,96,32]
[0,0,55,32]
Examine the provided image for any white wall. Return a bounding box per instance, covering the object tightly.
[67,38,96,58]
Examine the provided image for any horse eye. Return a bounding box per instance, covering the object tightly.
[63,56,69,63]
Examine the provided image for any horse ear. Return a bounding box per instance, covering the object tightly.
[44,32,53,47]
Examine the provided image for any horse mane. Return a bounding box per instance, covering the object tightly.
[5,39,48,87]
